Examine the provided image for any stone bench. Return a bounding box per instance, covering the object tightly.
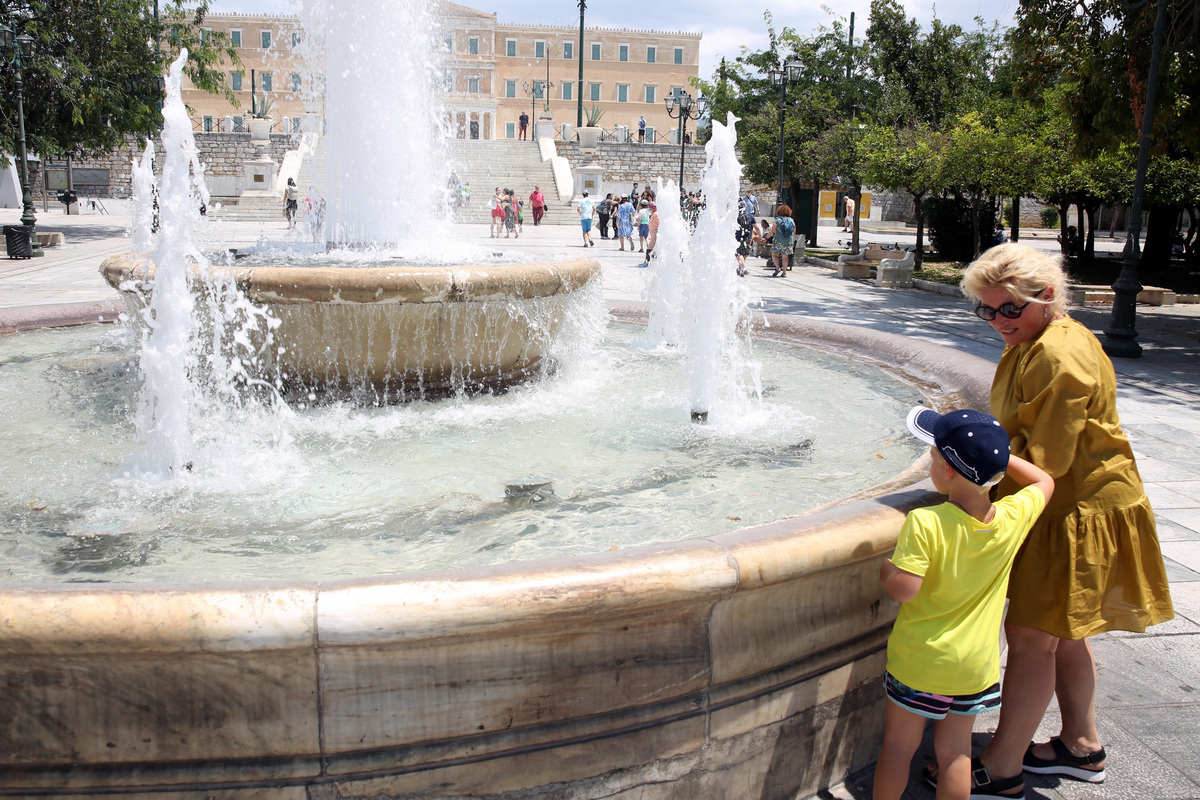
[1066,284,1177,306]
[36,232,65,248]
[836,252,870,279]
[876,250,915,289]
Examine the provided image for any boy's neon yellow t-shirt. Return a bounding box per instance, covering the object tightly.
[887,486,1046,696]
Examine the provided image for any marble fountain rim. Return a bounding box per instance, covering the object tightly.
[98,252,602,304]
[0,298,994,606]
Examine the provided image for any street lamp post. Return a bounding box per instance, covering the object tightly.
[522,80,549,143]
[664,90,707,192]
[1,25,43,257]
[576,0,586,130]
[1103,0,1169,359]
[768,61,802,216]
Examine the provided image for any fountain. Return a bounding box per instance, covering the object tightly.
[0,5,1002,799]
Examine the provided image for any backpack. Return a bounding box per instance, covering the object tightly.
[777,216,795,238]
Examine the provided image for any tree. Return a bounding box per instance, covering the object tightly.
[0,0,238,161]
[941,110,1013,258]
[859,124,945,266]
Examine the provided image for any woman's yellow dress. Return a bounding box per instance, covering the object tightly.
[991,317,1174,639]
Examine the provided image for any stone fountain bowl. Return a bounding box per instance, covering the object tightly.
[99,253,602,392]
[0,305,995,799]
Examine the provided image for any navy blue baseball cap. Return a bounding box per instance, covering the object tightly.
[906,406,1010,487]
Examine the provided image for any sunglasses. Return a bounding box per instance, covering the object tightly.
[974,289,1046,321]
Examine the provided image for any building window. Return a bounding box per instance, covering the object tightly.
[291,73,301,91]
[674,46,684,64]
[562,82,573,100]
[646,45,656,63]
[563,41,573,59]
[261,72,272,91]
[591,42,600,60]
[443,33,453,52]
[292,32,302,48]
[617,84,628,103]
[230,29,241,47]
[506,39,516,57]
[231,71,243,91]
[469,37,479,54]
[200,28,210,44]
[233,115,244,132]
[203,115,214,132]
[505,79,516,98]
[260,30,271,49]
[292,117,302,133]
[644,85,655,104]
[443,69,453,92]
[589,82,601,101]
[535,40,545,59]
[468,76,479,93]
[619,44,628,62]
[505,121,516,139]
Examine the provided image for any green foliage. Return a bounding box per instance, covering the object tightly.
[584,104,605,127]
[1040,207,1059,228]
[0,0,239,159]
[926,195,999,260]
[252,93,275,119]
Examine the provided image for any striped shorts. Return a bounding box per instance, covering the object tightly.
[885,672,1001,720]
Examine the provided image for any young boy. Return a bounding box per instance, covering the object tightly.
[873,407,1054,800]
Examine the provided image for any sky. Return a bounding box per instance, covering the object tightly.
[208,0,1020,84]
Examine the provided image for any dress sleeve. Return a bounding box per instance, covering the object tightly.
[1009,340,1096,479]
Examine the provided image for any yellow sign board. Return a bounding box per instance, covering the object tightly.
[819,190,871,220]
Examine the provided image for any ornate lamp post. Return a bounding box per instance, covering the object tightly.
[1,24,43,257]
[664,90,707,192]
[522,80,550,143]
[768,60,803,215]
[576,0,586,129]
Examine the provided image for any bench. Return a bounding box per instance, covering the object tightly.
[1066,285,1177,307]
[876,250,915,288]
[36,232,65,248]
[836,252,870,279]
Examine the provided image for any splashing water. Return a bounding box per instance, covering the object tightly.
[298,0,451,246]
[130,140,156,253]
[645,114,761,422]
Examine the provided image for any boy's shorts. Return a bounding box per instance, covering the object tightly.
[581,219,593,233]
[639,223,650,237]
[885,672,1000,720]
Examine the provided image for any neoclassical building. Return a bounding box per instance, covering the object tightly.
[183,2,702,142]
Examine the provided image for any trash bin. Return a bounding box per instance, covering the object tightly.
[4,224,33,259]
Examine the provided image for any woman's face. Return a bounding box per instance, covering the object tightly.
[977,285,1051,346]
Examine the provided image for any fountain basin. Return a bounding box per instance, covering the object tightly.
[100,254,601,392]
[0,306,996,799]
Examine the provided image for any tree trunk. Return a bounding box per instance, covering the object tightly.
[809,174,821,248]
[912,192,925,268]
[1058,204,1070,256]
[1141,205,1176,272]
[970,192,982,259]
[1083,203,1099,262]
[851,184,862,256]
[1011,196,1021,242]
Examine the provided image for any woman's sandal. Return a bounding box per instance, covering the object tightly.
[1022,737,1106,783]
[924,757,1025,799]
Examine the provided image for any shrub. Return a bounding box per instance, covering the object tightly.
[1040,207,1059,228]
[1002,199,1013,228]
[925,196,998,262]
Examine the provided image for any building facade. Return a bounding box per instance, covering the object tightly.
[181,2,701,142]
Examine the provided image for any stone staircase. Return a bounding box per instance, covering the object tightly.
[446,139,572,225]
[210,137,572,225]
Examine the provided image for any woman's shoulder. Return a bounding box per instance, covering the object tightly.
[1018,318,1106,381]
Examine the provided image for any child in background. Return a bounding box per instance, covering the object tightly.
[873,407,1054,800]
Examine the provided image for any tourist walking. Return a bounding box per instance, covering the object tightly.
[637,115,646,143]
[597,193,614,239]
[766,204,796,276]
[503,190,519,238]
[641,202,659,268]
[923,243,1176,799]
[636,201,651,253]
[843,195,856,232]
[519,111,529,141]
[578,191,596,247]
[735,203,756,276]
[615,195,635,251]
[529,186,546,226]
[489,187,504,238]
[284,178,299,228]
[874,406,1053,800]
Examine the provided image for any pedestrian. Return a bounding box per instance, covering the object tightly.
[636,200,651,253]
[462,182,471,206]
[638,115,646,143]
[529,186,546,226]
[284,178,299,228]
[615,195,635,251]
[874,406,1054,800]
[735,203,756,276]
[642,202,659,268]
[503,190,518,238]
[578,191,596,247]
[597,193,614,239]
[519,111,529,141]
[517,199,525,233]
[744,190,758,217]
[765,203,796,276]
[923,244,1176,798]
[489,187,504,238]
[630,182,639,202]
[843,195,857,232]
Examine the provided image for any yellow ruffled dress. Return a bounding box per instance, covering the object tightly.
[991,317,1174,639]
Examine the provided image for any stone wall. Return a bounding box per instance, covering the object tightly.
[559,141,709,194]
[31,133,298,202]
